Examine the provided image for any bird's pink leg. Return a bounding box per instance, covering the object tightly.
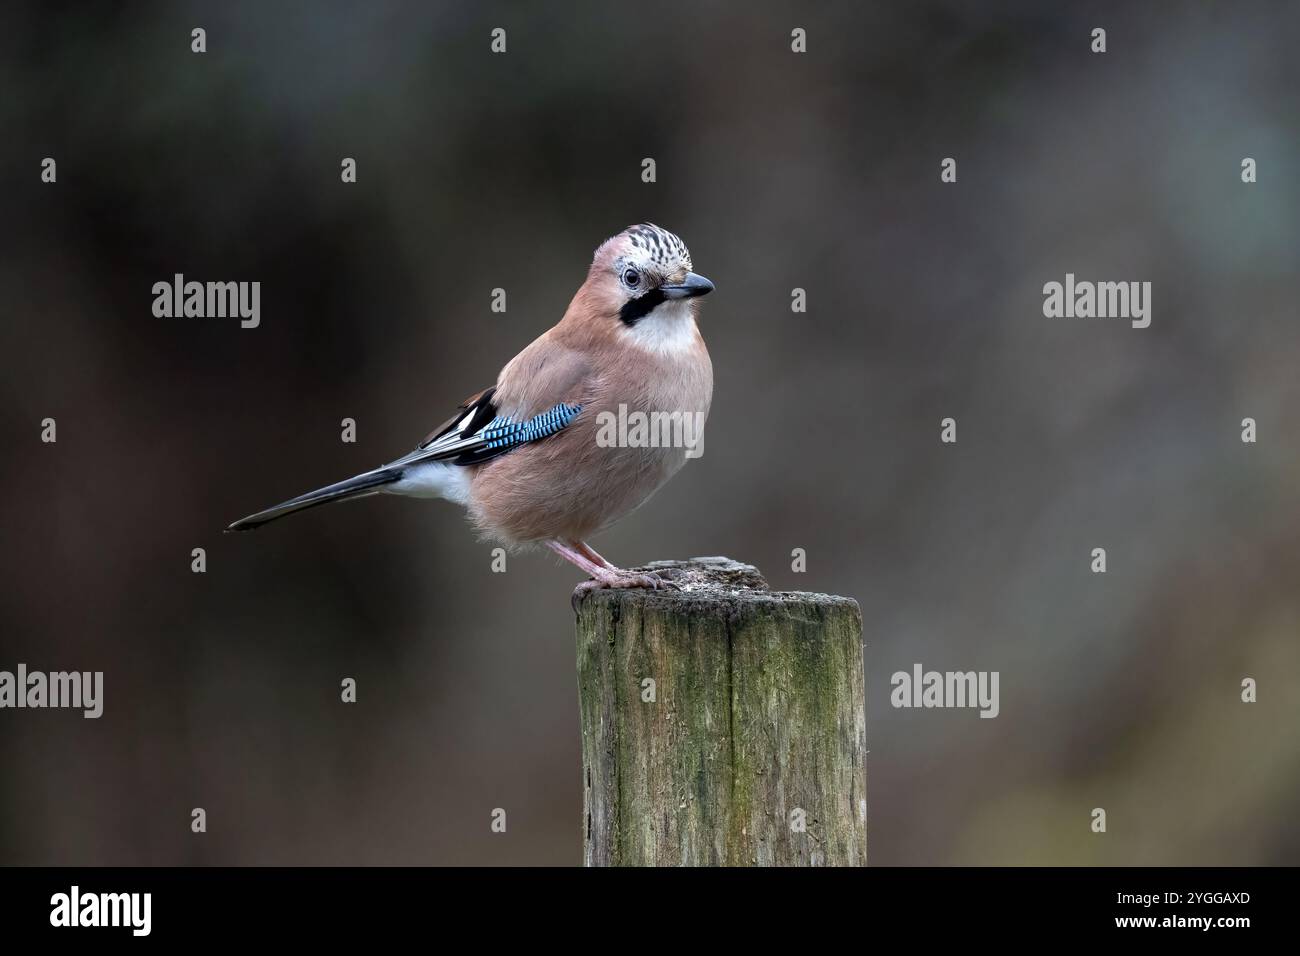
[571,540,618,571]
[546,540,606,577]
[570,540,677,590]
[545,540,670,603]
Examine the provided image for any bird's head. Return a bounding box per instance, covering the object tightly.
[575,224,714,348]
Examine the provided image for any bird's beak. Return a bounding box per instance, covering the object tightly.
[660,272,714,299]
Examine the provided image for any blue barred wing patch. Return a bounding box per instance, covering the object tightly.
[390,394,583,469]
[479,404,582,452]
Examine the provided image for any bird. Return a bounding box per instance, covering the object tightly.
[227,223,714,599]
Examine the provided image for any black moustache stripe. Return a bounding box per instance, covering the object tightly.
[619,287,666,326]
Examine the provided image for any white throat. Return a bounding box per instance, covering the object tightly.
[626,300,699,355]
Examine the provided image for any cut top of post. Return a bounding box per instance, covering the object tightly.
[575,556,860,616]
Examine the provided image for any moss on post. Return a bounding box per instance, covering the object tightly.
[575,557,866,866]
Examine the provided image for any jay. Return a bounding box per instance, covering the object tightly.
[228,224,714,596]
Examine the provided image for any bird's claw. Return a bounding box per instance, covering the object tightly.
[570,571,679,611]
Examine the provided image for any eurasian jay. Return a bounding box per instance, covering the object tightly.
[227,224,714,596]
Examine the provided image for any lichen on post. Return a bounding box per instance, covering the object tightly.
[575,557,867,866]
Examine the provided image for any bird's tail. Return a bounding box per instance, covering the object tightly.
[225,467,402,532]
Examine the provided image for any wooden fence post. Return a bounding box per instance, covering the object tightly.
[575,557,866,866]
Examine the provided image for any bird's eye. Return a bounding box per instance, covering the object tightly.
[622,268,641,288]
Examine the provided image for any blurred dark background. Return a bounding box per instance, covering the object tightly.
[2,1,1297,865]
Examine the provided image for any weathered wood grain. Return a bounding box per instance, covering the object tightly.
[575,558,866,866]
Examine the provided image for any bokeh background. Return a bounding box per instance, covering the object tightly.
[2,0,1297,865]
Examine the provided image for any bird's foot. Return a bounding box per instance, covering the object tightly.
[570,569,679,610]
